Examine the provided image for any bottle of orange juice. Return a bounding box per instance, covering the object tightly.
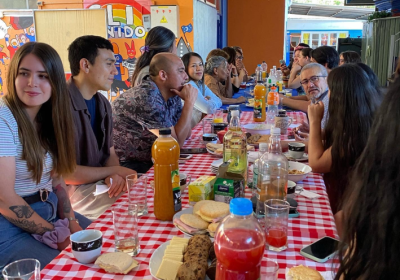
[253,71,266,122]
[152,128,181,221]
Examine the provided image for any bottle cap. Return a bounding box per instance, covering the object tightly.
[230,198,252,215]
[159,128,171,135]
[231,110,239,117]
[271,128,281,135]
[259,143,268,151]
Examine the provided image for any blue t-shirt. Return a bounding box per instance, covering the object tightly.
[84,97,97,134]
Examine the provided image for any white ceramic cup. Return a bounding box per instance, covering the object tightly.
[70,229,103,264]
[274,116,293,135]
[288,142,306,159]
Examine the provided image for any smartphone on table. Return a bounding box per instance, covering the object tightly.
[300,236,340,263]
[179,154,193,160]
[180,148,207,154]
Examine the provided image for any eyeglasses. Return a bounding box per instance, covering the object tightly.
[300,76,326,85]
[236,56,244,60]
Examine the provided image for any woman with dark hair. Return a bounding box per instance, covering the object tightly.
[204,56,246,105]
[335,77,400,280]
[310,46,339,72]
[232,46,248,82]
[307,63,382,214]
[0,42,91,269]
[181,52,222,127]
[356,62,382,95]
[131,26,176,86]
[288,47,313,89]
[222,47,246,91]
[339,51,361,66]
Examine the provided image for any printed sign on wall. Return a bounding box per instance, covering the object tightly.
[84,0,151,101]
[0,15,35,96]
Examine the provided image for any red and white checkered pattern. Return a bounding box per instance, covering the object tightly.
[184,111,308,149]
[41,111,338,280]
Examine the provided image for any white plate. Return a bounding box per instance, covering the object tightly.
[149,240,212,280]
[284,152,308,162]
[149,241,171,280]
[173,208,214,240]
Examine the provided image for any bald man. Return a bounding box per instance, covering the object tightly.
[112,53,197,172]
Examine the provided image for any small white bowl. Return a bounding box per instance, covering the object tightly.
[243,123,271,135]
[287,161,312,182]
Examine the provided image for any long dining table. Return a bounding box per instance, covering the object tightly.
[41,111,338,280]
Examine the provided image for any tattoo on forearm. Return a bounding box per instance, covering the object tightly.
[4,215,52,234]
[53,184,72,214]
[9,205,34,219]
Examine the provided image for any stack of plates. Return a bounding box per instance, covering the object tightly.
[211,159,223,174]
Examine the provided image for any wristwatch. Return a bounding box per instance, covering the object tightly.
[68,217,79,224]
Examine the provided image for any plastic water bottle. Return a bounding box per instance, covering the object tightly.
[255,128,288,217]
[215,198,265,280]
[261,61,268,72]
[276,70,283,92]
[268,69,277,86]
[255,64,262,79]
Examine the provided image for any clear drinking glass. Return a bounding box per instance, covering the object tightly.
[213,109,224,123]
[202,117,214,135]
[2,259,40,280]
[264,199,290,252]
[260,258,279,280]
[112,203,140,256]
[127,173,148,217]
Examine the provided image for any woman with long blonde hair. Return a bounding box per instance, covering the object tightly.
[0,42,91,269]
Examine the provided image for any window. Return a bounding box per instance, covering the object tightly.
[301,31,348,50]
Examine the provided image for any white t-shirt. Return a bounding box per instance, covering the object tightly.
[0,99,53,196]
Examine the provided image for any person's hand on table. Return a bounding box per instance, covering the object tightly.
[106,174,126,198]
[236,96,246,103]
[308,101,324,124]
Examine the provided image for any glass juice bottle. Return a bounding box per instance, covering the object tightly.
[152,128,181,221]
[223,110,247,176]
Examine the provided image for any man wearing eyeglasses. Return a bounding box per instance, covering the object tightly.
[281,63,329,128]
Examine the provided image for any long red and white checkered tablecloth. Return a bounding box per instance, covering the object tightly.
[41,112,338,280]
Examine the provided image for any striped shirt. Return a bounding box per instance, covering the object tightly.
[0,99,53,196]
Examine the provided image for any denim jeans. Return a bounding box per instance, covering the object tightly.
[0,192,91,271]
